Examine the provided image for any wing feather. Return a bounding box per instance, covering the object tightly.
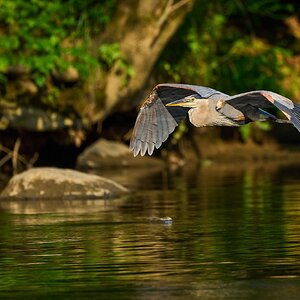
[158,100,169,141]
[288,102,300,131]
[148,142,155,156]
[226,90,300,132]
[133,140,142,157]
[158,83,224,99]
[140,139,148,156]
[142,106,153,143]
[130,90,178,156]
[155,99,164,149]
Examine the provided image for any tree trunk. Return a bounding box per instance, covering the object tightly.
[90,0,194,119]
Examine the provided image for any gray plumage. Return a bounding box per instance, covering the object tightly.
[130,84,300,156]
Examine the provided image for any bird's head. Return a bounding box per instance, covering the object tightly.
[165,95,204,108]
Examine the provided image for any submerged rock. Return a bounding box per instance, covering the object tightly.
[0,198,127,215]
[146,216,173,225]
[0,167,128,200]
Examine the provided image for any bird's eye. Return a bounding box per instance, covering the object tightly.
[185,96,195,101]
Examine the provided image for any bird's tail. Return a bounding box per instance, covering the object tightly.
[259,108,292,124]
[261,102,300,132]
[274,119,292,124]
[289,102,300,132]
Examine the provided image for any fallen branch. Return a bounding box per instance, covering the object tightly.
[0,139,39,174]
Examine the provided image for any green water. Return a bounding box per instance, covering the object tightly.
[0,163,300,299]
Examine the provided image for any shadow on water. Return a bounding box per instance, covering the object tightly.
[0,161,300,299]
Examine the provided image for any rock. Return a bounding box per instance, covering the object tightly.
[19,80,38,95]
[4,65,30,78]
[52,66,79,83]
[6,79,38,99]
[84,138,130,158]
[77,138,163,169]
[76,138,129,168]
[0,167,128,200]
[0,106,83,131]
[146,216,173,224]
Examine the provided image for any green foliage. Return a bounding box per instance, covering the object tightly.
[41,86,61,107]
[158,0,296,92]
[171,122,188,145]
[99,43,122,67]
[255,121,271,131]
[239,0,294,18]
[239,124,252,141]
[0,0,115,91]
[99,43,135,86]
[239,122,271,142]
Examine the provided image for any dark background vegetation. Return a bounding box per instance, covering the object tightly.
[0,0,300,170]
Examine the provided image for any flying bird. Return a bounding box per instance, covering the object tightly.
[130,84,300,156]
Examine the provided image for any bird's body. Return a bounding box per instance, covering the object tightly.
[130,84,300,157]
[186,97,241,127]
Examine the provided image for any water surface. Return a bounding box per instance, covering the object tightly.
[0,162,300,299]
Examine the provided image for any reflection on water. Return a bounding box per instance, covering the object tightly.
[0,162,300,299]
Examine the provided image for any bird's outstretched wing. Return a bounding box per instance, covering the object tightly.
[226,90,300,132]
[129,84,222,156]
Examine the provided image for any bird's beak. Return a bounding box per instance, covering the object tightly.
[166,99,195,107]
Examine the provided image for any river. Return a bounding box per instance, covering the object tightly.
[0,162,300,299]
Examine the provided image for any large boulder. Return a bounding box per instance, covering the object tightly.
[76,138,163,169]
[0,167,128,200]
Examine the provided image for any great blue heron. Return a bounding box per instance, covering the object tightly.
[130,84,300,156]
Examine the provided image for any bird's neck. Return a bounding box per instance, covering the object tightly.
[188,100,216,127]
